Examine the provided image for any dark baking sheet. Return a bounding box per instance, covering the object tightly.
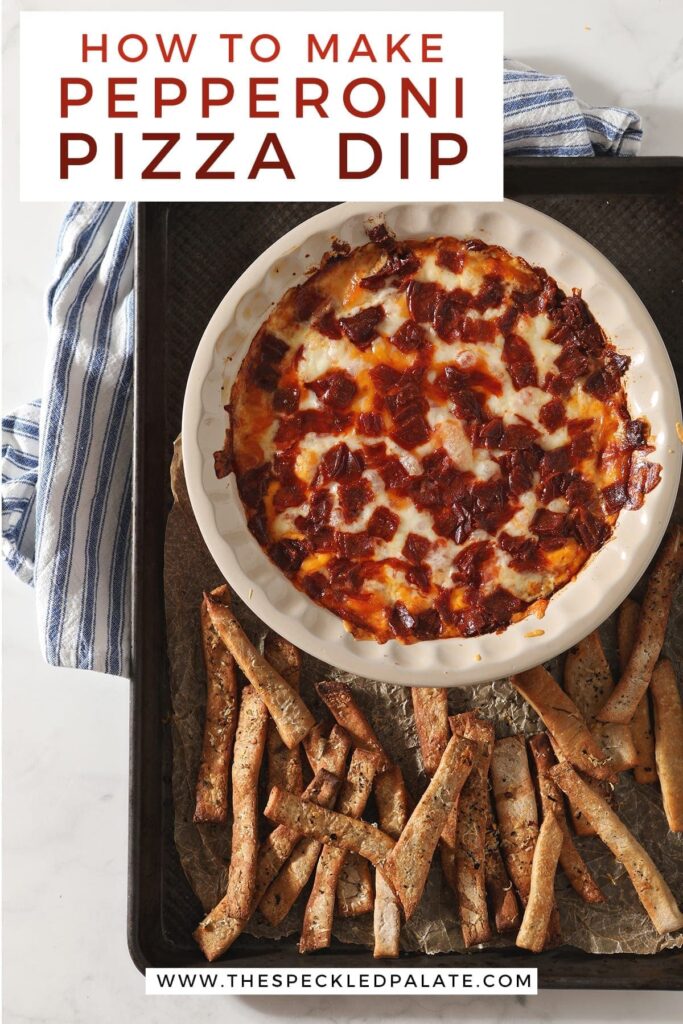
[130,157,683,986]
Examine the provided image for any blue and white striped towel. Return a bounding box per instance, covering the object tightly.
[2,68,642,678]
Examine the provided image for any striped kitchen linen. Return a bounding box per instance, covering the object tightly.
[1,69,642,677]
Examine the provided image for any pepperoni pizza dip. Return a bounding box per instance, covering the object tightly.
[222,228,661,644]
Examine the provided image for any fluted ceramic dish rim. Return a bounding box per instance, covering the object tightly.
[182,200,681,688]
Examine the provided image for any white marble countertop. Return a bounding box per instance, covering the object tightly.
[3,1,682,1021]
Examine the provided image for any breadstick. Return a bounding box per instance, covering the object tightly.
[337,855,375,917]
[490,735,539,905]
[650,659,683,832]
[194,586,239,823]
[512,665,611,780]
[599,526,683,724]
[515,814,564,953]
[205,594,314,748]
[528,733,603,904]
[264,632,303,795]
[221,685,269,920]
[381,736,477,920]
[450,713,494,946]
[550,762,683,935]
[618,598,657,784]
[411,687,449,776]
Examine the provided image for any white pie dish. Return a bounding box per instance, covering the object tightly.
[182,201,681,688]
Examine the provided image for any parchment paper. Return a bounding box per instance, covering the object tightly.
[166,437,683,955]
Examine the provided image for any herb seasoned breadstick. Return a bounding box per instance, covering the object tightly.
[194,768,341,961]
[264,786,396,866]
[650,660,683,832]
[300,750,381,952]
[221,685,269,920]
[528,733,603,904]
[550,762,683,935]
[205,594,314,748]
[515,813,564,953]
[564,631,636,772]
[337,855,374,917]
[411,687,449,777]
[512,665,611,780]
[373,765,410,958]
[618,598,657,784]
[316,680,391,771]
[381,736,477,920]
[450,713,494,947]
[258,725,354,925]
[194,586,239,824]
[484,793,520,933]
[599,525,683,725]
[264,632,303,795]
[490,735,539,905]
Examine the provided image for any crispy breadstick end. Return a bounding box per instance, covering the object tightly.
[528,733,603,904]
[564,629,636,772]
[194,587,239,823]
[512,665,611,780]
[381,736,477,920]
[550,762,683,934]
[449,714,494,946]
[599,526,683,724]
[484,795,520,933]
[205,595,314,748]
[337,854,374,917]
[619,599,657,783]
[259,834,323,927]
[411,687,449,777]
[490,735,539,905]
[264,632,303,795]
[221,685,269,920]
[263,787,396,866]
[650,659,683,832]
[373,871,402,958]
[194,767,341,960]
[316,680,391,771]
[372,764,409,956]
[299,749,381,951]
[515,813,564,953]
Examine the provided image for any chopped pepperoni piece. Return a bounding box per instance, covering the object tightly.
[478,418,505,449]
[602,480,629,513]
[368,506,399,541]
[452,541,493,586]
[370,363,402,391]
[358,411,383,436]
[436,247,465,274]
[379,457,409,490]
[538,398,566,432]
[391,319,428,352]
[402,533,431,564]
[565,476,595,508]
[556,343,589,380]
[314,443,364,485]
[584,367,620,399]
[238,463,272,508]
[389,602,415,638]
[273,480,306,512]
[531,509,569,536]
[538,472,573,504]
[313,309,343,339]
[462,316,497,344]
[270,538,310,573]
[623,418,650,448]
[539,447,570,477]
[433,292,466,341]
[303,572,329,601]
[339,305,385,349]
[294,285,325,322]
[499,532,542,572]
[340,478,374,522]
[502,333,538,390]
[413,608,442,639]
[571,509,610,552]
[307,370,358,409]
[273,386,300,413]
[336,531,374,559]
[248,511,268,545]
[575,322,605,355]
[483,587,525,628]
[254,332,288,391]
[465,237,488,251]
[407,564,431,592]
[407,280,442,322]
[360,249,420,290]
[627,454,662,510]
[392,415,431,450]
[500,423,540,450]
